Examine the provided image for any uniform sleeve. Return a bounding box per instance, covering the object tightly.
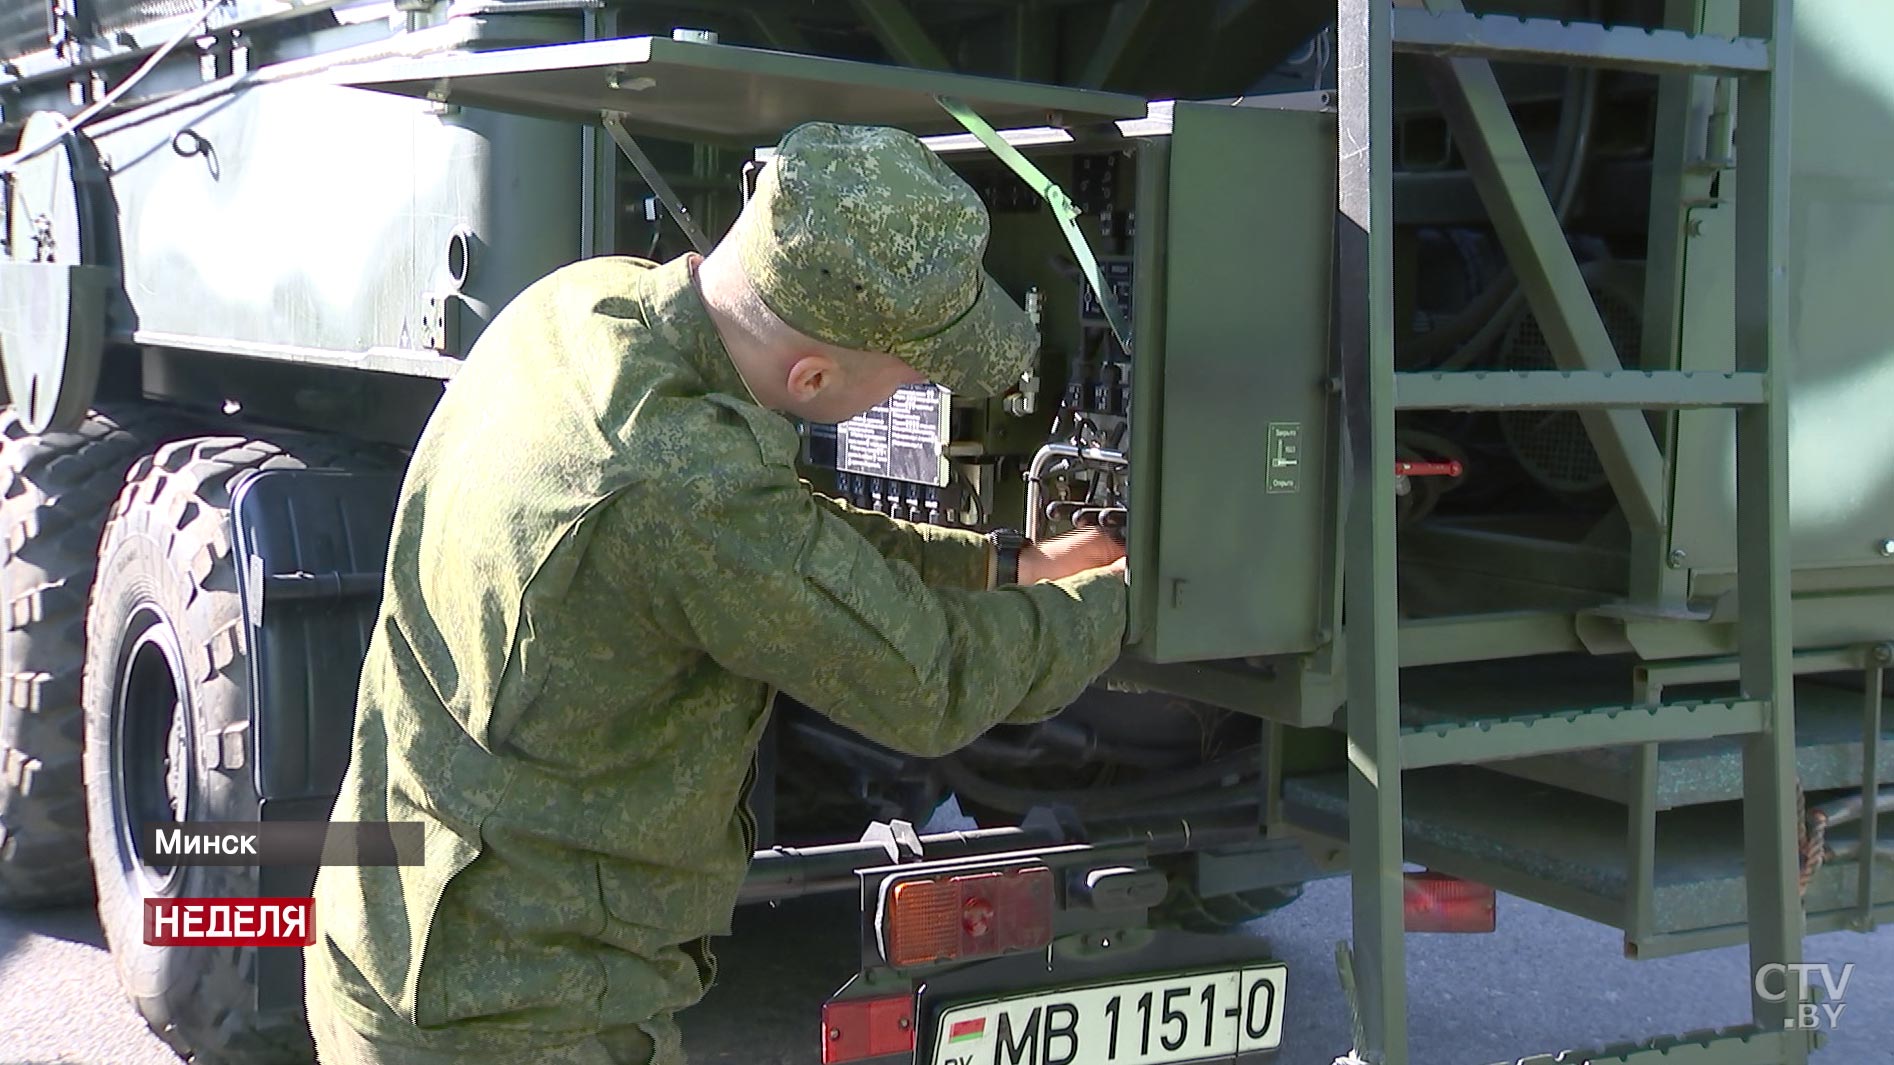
[804,484,994,591]
[631,473,1125,758]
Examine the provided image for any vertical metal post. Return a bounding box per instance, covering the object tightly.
[1627,672,1662,946]
[1732,0,1803,1051]
[578,6,619,258]
[1860,658,1883,931]
[1336,0,1406,1061]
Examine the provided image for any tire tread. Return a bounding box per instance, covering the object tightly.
[0,406,185,908]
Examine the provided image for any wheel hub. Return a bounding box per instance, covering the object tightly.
[114,605,193,894]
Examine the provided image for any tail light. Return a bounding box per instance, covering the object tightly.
[820,993,915,1064]
[1403,870,1496,933]
[881,864,1054,967]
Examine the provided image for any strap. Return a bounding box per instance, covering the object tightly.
[935,95,1133,355]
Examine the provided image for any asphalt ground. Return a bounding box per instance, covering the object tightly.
[1,877,1888,1065]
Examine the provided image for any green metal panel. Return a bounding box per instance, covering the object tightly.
[339,35,1147,144]
[1123,136,1170,650]
[1671,0,1894,577]
[1131,101,1337,664]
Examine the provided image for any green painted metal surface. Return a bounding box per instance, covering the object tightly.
[1671,0,1894,578]
[1282,765,1894,940]
[1417,682,1894,809]
[1335,0,1408,1060]
[340,34,1147,143]
[1130,101,1337,664]
[11,1,1889,1062]
[1480,1027,1818,1065]
[1393,369,1766,411]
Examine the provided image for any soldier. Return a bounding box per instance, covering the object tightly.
[305,122,1127,1063]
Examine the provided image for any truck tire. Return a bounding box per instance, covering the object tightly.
[83,434,393,1065]
[0,407,182,908]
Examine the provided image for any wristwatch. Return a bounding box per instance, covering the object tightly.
[987,528,1029,587]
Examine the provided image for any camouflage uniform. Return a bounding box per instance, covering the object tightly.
[305,123,1127,1063]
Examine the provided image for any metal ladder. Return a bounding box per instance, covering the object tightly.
[1333,1,1812,1062]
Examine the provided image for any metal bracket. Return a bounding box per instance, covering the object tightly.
[935,94,1133,356]
[858,818,925,863]
[601,113,711,254]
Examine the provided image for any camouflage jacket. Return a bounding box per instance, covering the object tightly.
[307,255,1126,1056]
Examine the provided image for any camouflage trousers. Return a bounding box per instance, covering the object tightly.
[305,947,677,1065]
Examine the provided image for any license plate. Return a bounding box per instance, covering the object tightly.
[928,964,1287,1065]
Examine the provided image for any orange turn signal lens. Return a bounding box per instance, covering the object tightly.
[883,864,1054,967]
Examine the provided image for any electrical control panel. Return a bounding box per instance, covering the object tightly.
[797,100,1339,668]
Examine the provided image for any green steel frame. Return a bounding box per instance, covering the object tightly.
[1333,1,1816,1063]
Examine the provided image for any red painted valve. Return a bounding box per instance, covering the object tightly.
[1394,460,1463,478]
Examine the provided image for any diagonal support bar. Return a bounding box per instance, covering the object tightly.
[849,0,952,70]
[936,95,1133,356]
[1078,0,1159,88]
[1412,0,1665,533]
[601,113,711,254]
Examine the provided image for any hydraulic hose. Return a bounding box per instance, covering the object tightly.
[1404,41,1601,371]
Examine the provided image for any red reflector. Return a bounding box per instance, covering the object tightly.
[820,994,914,1064]
[1403,871,1496,933]
[884,864,1053,967]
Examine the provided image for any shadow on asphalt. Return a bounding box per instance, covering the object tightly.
[1,902,109,948]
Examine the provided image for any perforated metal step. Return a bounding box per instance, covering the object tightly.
[1478,1025,1818,1065]
[1390,9,1770,77]
[1399,673,1893,808]
[1281,766,1894,947]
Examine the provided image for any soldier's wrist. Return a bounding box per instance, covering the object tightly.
[987,528,1028,587]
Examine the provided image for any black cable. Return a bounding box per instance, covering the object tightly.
[939,746,1262,816]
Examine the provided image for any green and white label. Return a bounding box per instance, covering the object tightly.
[1267,422,1302,494]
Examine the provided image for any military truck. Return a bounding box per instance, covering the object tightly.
[0,0,1883,1062]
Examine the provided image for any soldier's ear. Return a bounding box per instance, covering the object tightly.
[784,353,842,403]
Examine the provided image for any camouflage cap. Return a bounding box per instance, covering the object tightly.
[735,122,1037,399]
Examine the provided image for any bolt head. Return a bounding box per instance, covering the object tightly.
[1667,548,1688,569]
[1879,538,1894,558]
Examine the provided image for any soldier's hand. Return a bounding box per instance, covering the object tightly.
[1019,527,1126,583]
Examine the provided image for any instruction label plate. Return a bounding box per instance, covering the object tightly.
[837,383,950,487]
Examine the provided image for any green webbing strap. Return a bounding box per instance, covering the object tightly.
[936,95,1133,356]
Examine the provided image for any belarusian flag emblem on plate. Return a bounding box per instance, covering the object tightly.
[948,1018,986,1044]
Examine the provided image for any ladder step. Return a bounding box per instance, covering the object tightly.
[1394,370,1767,411]
[1280,766,1894,939]
[1400,699,1765,769]
[1482,1024,1817,1065]
[1401,679,1894,809]
[1391,9,1770,77]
